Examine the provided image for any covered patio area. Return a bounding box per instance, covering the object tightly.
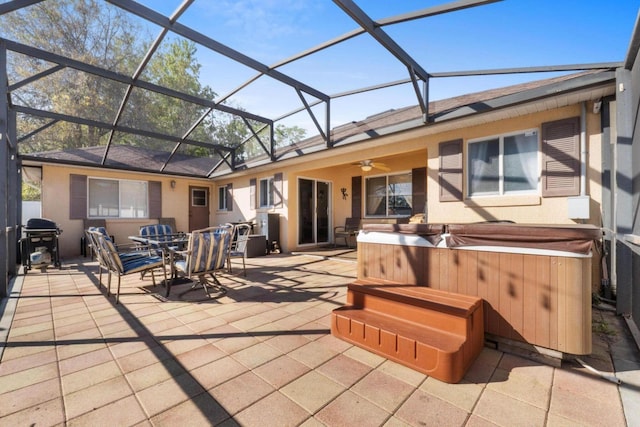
[0,253,637,426]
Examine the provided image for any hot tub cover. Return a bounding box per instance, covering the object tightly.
[445,223,601,255]
[361,223,445,246]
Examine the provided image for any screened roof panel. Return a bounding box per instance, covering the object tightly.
[2,0,152,75]
[276,33,410,95]
[118,86,209,138]
[105,133,174,170]
[2,0,634,178]
[17,116,110,156]
[222,73,323,122]
[175,1,358,66]
[6,51,59,87]
[163,142,224,176]
[12,69,129,123]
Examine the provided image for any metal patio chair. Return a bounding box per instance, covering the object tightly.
[227,223,252,276]
[92,230,167,304]
[169,225,232,298]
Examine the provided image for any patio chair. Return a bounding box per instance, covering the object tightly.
[227,223,251,276]
[86,227,146,290]
[158,217,182,233]
[139,223,175,253]
[334,217,360,248]
[83,219,113,259]
[92,230,166,304]
[169,225,232,298]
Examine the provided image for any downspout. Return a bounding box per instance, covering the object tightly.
[580,102,587,196]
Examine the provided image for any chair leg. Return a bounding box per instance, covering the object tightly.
[192,274,226,298]
[115,276,121,304]
[242,257,246,277]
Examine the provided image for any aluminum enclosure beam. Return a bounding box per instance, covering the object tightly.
[0,41,8,297]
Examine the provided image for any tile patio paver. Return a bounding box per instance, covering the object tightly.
[351,369,417,412]
[0,253,636,426]
[234,391,310,427]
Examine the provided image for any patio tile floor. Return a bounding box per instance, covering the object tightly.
[0,252,638,426]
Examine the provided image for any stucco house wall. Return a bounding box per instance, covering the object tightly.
[38,164,212,258]
[208,101,605,252]
[34,92,608,285]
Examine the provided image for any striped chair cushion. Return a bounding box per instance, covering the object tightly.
[140,224,173,240]
[120,255,164,274]
[174,227,231,276]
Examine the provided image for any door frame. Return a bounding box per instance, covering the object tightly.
[297,177,332,247]
[188,185,210,232]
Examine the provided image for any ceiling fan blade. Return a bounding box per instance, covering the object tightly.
[373,163,390,171]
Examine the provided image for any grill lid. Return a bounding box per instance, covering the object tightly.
[25,218,58,230]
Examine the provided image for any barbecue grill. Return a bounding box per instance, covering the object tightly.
[21,218,62,272]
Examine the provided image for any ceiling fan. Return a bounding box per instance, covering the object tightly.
[352,159,390,172]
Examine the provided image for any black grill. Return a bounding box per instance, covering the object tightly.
[21,218,62,272]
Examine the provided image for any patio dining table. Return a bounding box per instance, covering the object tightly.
[129,233,190,296]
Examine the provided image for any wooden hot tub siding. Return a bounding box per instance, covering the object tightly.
[357,242,592,355]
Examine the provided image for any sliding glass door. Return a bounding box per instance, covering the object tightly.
[298,178,330,245]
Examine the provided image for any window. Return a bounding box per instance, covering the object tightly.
[192,188,207,207]
[259,177,274,208]
[467,130,539,197]
[365,172,412,217]
[88,178,148,218]
[217,184,232,211]
[218,186,227,211]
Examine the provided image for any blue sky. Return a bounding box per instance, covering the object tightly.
[137,0,639,134]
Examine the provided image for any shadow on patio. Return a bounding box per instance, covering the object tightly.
[0,253,637,426]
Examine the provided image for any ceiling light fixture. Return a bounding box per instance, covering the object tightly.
[361,165,372,172]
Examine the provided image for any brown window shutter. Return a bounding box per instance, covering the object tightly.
[412,167,426,214]
[351,176,362,218]
[250,178,256,209]
[148,181,162,218]
[439,139,463,202]
[69,174,87,219]
[542,117,580,197]
[273,173,283,208]
[226,183,233,211]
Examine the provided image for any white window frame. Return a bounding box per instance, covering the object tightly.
[259,177,274,208]
[88,177,149,218]
[217,186,228,211]
[364,171,413,217]
[467,128,540,198]
[191,188,208,207]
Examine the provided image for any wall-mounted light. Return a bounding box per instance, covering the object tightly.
[593,99,602,114]
[340,187,348,200]
[170,180,176,189]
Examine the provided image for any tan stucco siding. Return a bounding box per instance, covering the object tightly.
[40,165,211,258]
[425,104,603,225]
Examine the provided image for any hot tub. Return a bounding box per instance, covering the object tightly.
[356,223,601,356]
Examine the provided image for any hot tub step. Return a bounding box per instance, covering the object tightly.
[331,280,484,383]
